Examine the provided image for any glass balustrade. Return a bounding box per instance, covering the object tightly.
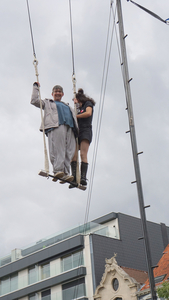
[0,221,119,297]
[0,221,118,268]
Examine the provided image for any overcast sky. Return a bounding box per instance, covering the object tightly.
[0,0,169,258]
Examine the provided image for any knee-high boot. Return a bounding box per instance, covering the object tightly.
[69,161,77,189]
[80,162,88,186]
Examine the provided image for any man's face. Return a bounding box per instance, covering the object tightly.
[52,89,64,101]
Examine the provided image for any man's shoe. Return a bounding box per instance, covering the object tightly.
[52,171,64,182]
[61,174,74,183]
[54,171,64,178]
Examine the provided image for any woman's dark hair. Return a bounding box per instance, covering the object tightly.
[76,88,96,106]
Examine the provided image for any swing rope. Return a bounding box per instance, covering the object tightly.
[68,0,80,184]
[26,0,49,174]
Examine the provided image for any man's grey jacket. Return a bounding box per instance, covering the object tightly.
[31,85,78,137]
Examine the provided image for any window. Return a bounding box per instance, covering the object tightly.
[0,276,10,295]
[62,250,84,272]
[29,293,38,300]
[28,266,38,285]
[62,278,86,300]
[41,289,51,300]
[112,278,119,291]
[0,273,18,296]
[41,263,50,280]
[10,273,18,292]
[154,274,166,284]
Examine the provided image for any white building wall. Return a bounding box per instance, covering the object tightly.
[18,269,28,289]
[84,235,94,300]
[51,284,62,300]
[50,258,61,277]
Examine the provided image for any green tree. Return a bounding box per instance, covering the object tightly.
[157,281,169,299]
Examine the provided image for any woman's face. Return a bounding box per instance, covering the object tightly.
[74,98,78,104]
[74,98,82,107]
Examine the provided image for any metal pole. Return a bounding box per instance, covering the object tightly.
[116,0,157,299]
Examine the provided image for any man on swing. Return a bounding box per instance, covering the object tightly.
[31,83,78,182]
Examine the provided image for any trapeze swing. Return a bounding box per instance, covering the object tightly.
[26,0,86,191]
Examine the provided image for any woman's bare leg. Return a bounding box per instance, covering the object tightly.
[80,139,90,163]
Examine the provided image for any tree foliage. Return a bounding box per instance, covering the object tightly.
[157,281,169,299]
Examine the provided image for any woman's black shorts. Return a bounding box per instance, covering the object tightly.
[78,126,92,145]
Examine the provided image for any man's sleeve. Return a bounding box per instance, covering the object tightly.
[30,84,45,109]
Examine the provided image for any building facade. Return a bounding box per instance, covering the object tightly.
[94,255,148,300]
[0,212,169,300]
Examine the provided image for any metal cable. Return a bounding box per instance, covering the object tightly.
[84,0,117,227]
[72,2,116,298]
[129,0,169,25]
[69,0,76,76]
[26,0,36,57]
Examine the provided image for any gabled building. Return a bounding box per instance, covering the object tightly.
[94,255,148,300]
[138,244,169,300]
[0,212,168,300]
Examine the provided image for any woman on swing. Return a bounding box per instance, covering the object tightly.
[69,88,96,188]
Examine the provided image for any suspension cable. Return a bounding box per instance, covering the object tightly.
[26,0,49,174]
[68,0,76,99]
[68,1,117,297]
[128,0,169,25]
[84,0,117,227]
[74,3,116,295]
[69,0,76,76]
[26,0,36,57]
[71,1,116,297]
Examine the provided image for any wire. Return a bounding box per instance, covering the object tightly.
[69,0,76,76]
[129,0,169,25]
[26,0,36,57]
[84,0,117,227]
[72,1,117,298]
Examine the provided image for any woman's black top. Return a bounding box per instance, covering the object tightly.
[77,101,94,144]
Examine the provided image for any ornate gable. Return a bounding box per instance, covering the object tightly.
[94,254,139,300]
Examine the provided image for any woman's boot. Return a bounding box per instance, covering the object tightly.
[69,161,78,189]
[80,162,88,185]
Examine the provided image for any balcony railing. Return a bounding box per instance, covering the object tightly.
[0,221,119,268]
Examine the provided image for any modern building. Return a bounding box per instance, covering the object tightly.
[0,212,169,300]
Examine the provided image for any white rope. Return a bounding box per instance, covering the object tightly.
[72,74,80,184]
[33,57,49,174]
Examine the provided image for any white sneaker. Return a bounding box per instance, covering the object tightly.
[54,171,64,178]
[61,174,74,183]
